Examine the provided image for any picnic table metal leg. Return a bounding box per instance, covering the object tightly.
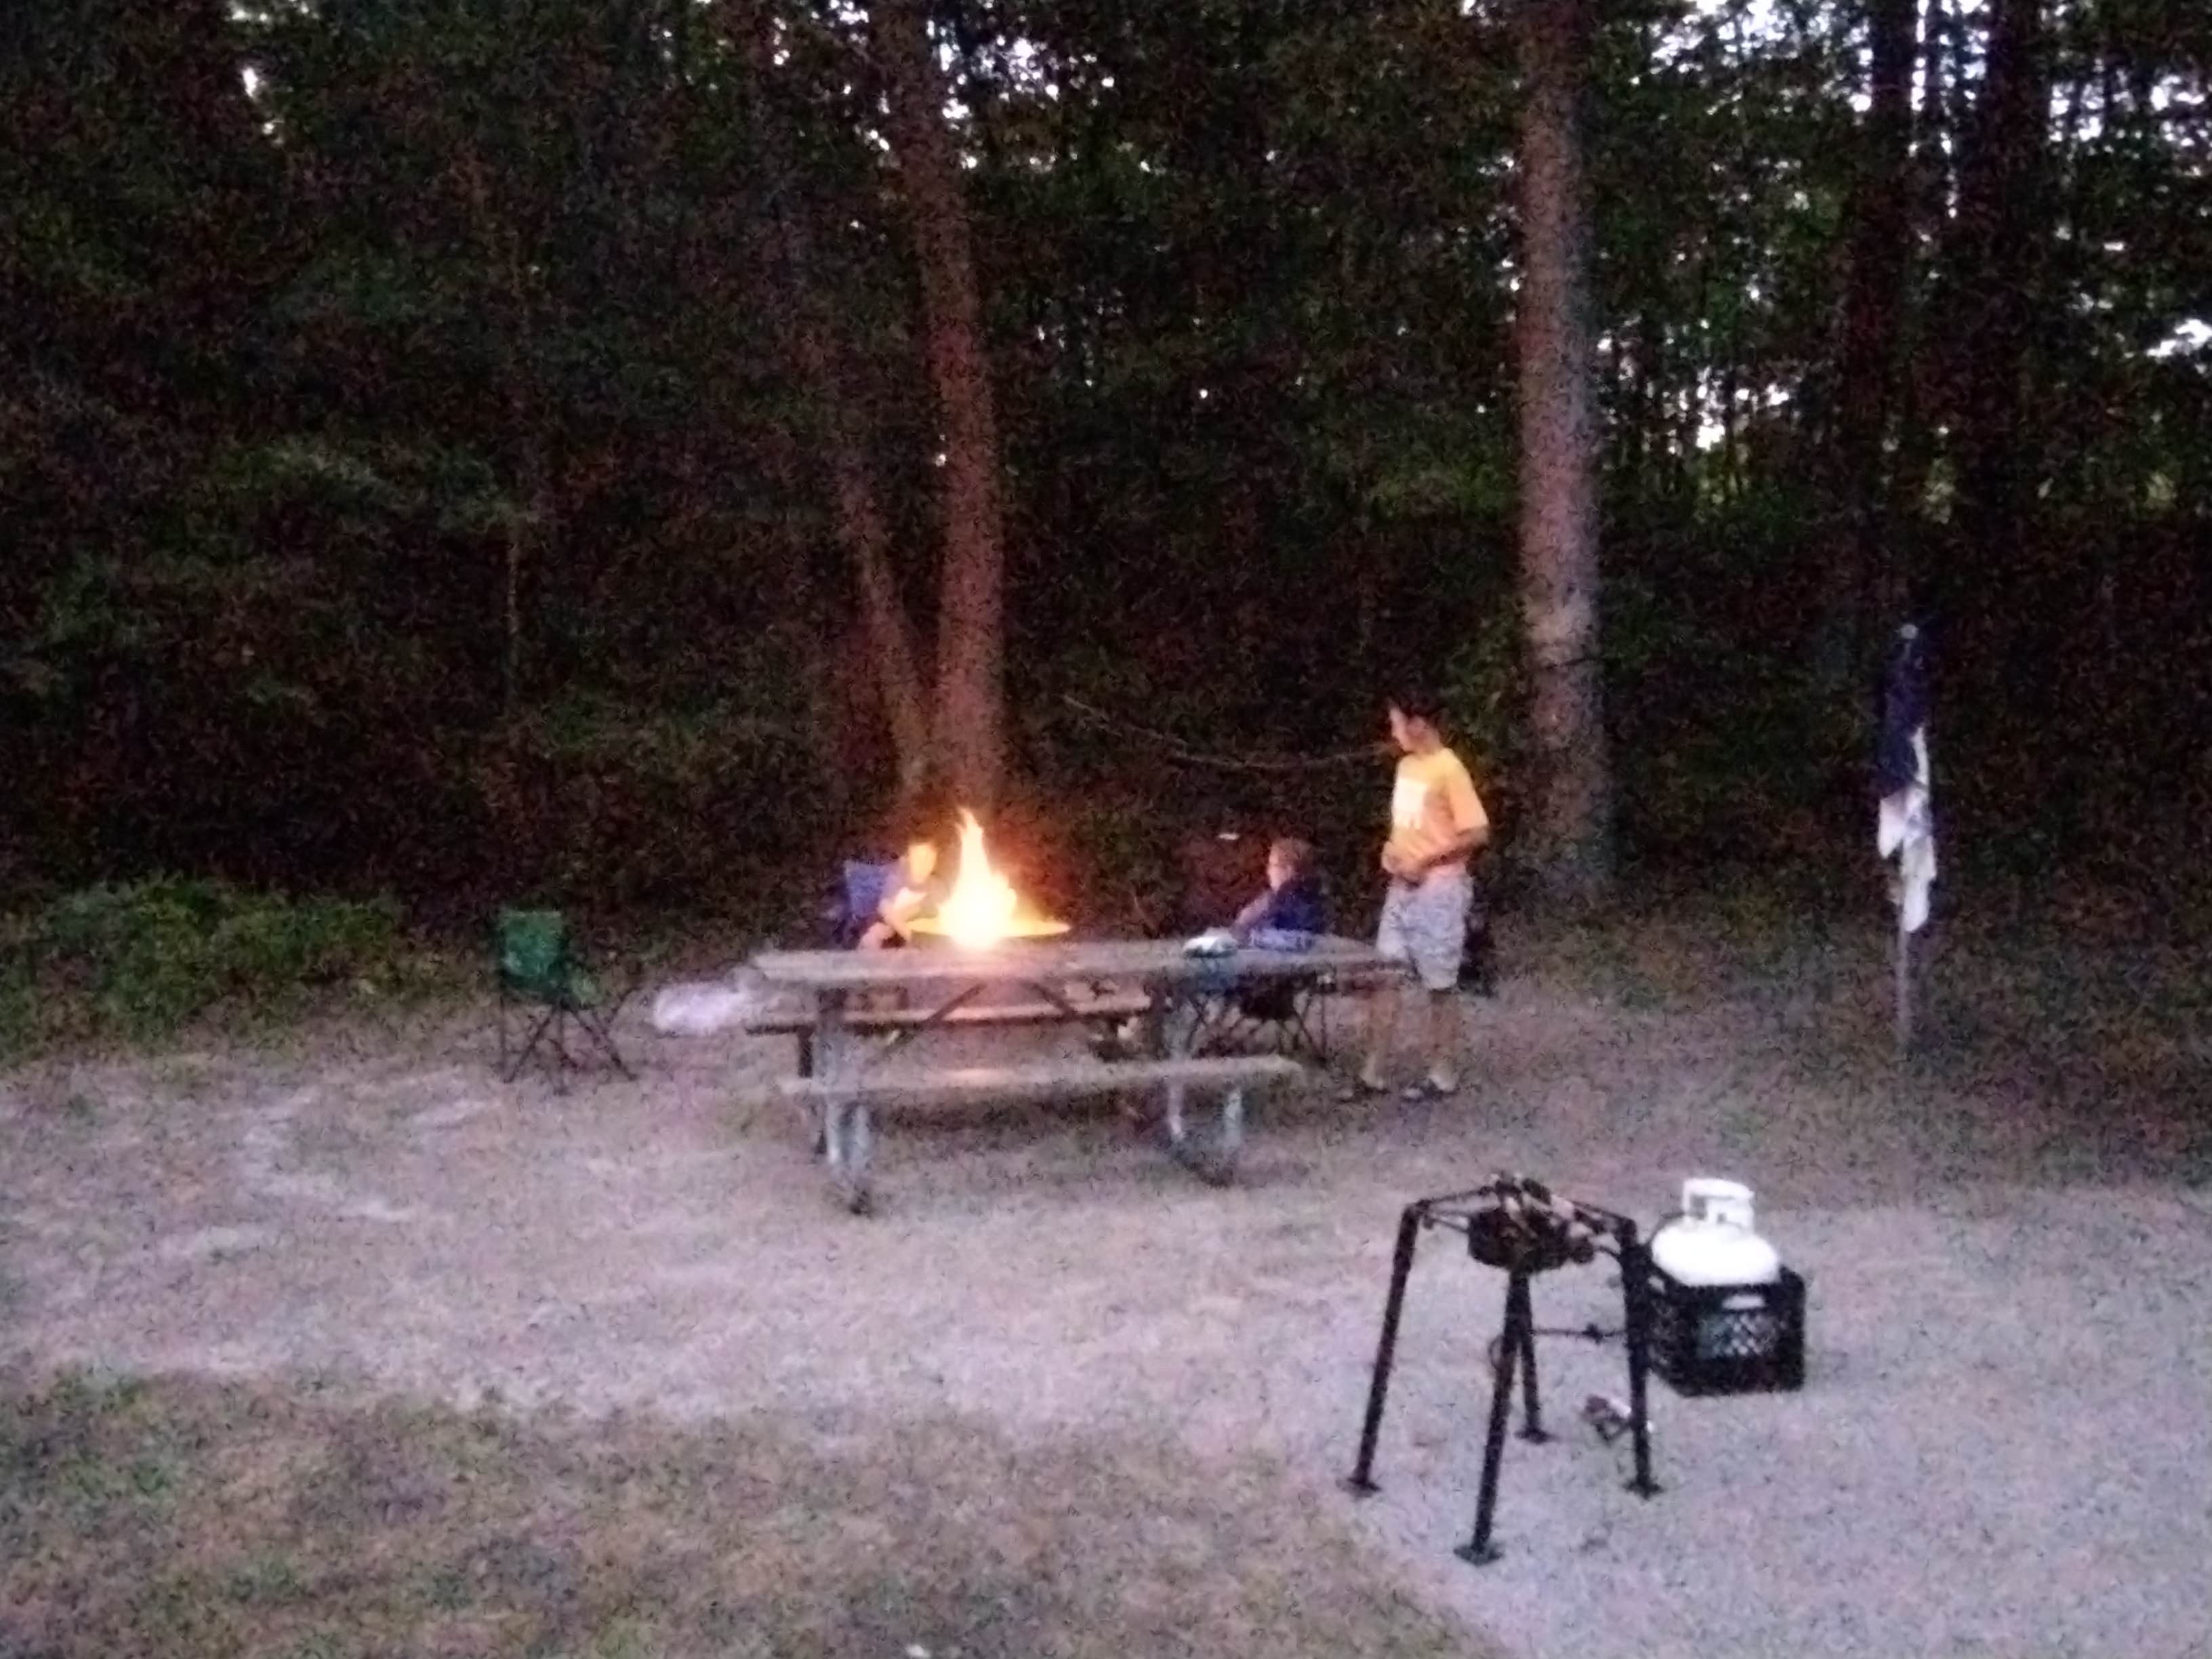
[815,999,872,1212]
[821,1093,872,1213]
[1139,994,1185,1149]
[1158,991,1192,1151]
[818,1017,844,1174]
[801,997,835,1155]
[1149,988,1243,1187]
[844,1098,874,1213]
[1208,1084,1244,1185]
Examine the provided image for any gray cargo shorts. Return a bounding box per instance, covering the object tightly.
[1376,867,1472,993]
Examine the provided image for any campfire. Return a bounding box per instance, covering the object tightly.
[921,809,1069,948]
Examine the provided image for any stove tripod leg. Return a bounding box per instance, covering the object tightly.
[1459,1270,1532,1565]
[1345,1204,1424,1494]
[1513,1272,1549,1442]
[1620,1236,1662,1496]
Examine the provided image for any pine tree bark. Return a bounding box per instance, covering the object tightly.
[1939,0,2049,670]
[1513,0,1613,903]
[784,305,935,801]
[457,145,551,720]
[877,0,1011,811]
[1818,0,1918,676]
[719,4,932,800]
[1886,0,1954,598]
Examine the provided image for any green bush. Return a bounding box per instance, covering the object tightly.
[0,878,415,1051]
[471,696,826,912]
[1057,796,1178,933]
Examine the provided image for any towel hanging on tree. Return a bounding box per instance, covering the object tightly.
[1877,623,1936,933]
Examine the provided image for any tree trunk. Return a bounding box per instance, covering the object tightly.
[877,0,1010,811]
[718,4,932,802]
[503,434,550,716]
[1513,0,1613,904]
[457,144,550,720]
[1885,0,1956,615]
[1945,0,2049,560]
[1817,0,1917,682]
[1940,0,2049,712]
[787,310,935,801]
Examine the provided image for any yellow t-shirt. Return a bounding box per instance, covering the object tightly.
[1386,747,1488,872]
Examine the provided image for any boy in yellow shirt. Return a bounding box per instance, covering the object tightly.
[1351,689,1488,1098]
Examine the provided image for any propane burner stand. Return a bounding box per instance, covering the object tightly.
[1343,1174,1661,1563]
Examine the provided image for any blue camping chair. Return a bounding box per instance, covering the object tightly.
[1188,876,1335,1060]
[824,859,901,949]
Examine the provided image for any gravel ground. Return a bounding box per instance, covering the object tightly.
[3,899,2208,1658]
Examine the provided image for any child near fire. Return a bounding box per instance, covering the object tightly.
[856,837,941,949]
[1229,836,1328,945]
[1111,835,1329,1068]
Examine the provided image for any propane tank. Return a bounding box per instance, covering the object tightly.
[1649,1178,1781,1286]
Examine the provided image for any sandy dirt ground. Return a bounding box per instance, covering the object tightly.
[4,899,2209,1658]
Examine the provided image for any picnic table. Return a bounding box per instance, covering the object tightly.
[747,935,1404,1212]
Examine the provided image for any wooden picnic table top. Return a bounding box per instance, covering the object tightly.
[748,934,1401,994]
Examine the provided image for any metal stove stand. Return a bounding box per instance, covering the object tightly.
[1344,1174,1662,1563]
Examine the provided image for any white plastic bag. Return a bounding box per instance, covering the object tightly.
[651,979,753,1036]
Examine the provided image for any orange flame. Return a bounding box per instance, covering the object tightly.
[938,809,1021,948]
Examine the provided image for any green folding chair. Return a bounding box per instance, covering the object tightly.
[494,908,633,1084]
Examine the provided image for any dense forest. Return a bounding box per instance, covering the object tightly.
[4,0,2207,928]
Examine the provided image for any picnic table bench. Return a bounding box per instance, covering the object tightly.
[747,936,1404,1212]
[745,987,1154,1077]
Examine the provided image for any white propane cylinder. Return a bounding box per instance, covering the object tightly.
[1650,1178,1782,1286]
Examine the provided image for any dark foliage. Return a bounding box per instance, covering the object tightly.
[3,0,2207,924]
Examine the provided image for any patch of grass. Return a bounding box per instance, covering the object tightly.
[0,1372,1488,1659]
[14,1076,104,1124]
[0,878,461,1061]
[152,1057,224,1102]
[224,1552,308,1607]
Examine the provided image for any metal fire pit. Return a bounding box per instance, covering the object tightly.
[905,916,1071,943]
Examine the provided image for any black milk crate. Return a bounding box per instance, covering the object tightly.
[1644,1263,1806,1395]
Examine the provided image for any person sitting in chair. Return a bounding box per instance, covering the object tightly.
[1229,836,1328,947]
[855,837,941,949]
[1214,836,1330,1042]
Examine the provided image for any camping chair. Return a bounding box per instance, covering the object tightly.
[494,908,634,1085]
[821,860,899,949]
[1191,964,1334,1061]
[1462,907,1498,997]
[1172,831,1337,1061]
[1461,859,1498,998]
